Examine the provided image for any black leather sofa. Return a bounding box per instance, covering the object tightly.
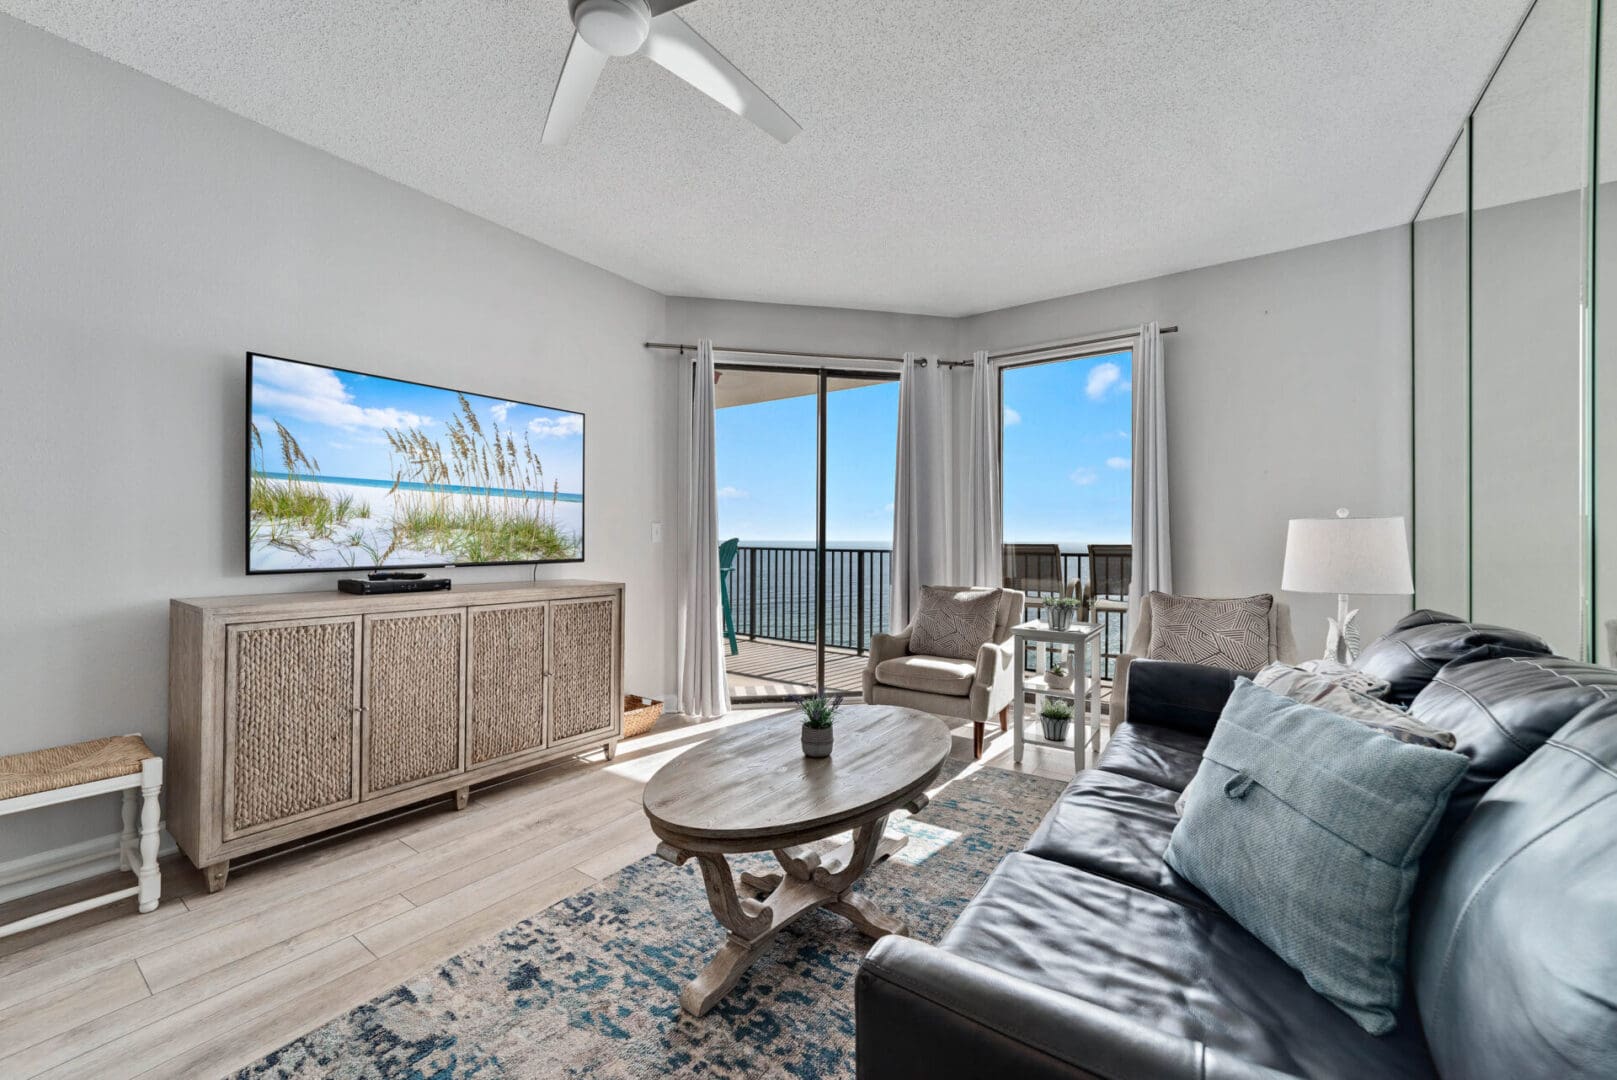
[855,612,1617,1079]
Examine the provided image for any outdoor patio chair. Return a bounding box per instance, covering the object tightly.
[719,537,740,656]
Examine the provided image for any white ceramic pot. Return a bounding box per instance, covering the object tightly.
[1046,671,1075,692]
[802,724,834,758]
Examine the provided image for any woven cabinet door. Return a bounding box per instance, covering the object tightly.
[466,602,548,766]
[362,610,466,796]
[549,597,619,745]
[224,616,361,838]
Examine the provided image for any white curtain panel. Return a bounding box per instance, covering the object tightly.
[963,349,1003,587]
[891,352,951,630]
[674,340,730,719]
[1128,321,1172,621]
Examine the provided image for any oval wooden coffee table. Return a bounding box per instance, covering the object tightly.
[642,704,952,1016]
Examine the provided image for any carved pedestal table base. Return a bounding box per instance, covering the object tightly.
[659,800,922,1017]
[639,705,953,1018]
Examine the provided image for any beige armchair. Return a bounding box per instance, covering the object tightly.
[1110,593,1298,731]
[863,588,1025,759]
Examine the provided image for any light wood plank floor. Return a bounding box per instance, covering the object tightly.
[0,708,1081,1080]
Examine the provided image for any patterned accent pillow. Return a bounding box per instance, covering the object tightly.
[909,586,1002,661]
[1146,592,1273,671]
[1295,658,1391,699]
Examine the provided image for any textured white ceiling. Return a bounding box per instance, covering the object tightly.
[3,0,1527,316]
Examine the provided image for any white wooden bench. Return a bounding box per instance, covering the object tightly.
[0,735,163,938]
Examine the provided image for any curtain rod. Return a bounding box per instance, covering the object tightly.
[643,341,910,364]
[644,323,1178,367]
[986,325,1177,363]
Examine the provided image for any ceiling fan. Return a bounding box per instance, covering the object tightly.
[542,0,801,145]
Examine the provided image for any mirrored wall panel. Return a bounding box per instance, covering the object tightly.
[1599,0,1617,666]
[1470,0,1590,657]
[1413,0,1598,661]
[1413,128,1470,616]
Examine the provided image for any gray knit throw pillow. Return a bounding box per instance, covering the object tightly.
[909,586,1001,661]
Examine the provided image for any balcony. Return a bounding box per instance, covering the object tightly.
[723,543,1131,700]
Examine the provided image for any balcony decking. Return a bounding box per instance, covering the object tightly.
[726,638,869,698]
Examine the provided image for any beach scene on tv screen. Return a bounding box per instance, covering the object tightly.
[249,356,583,572]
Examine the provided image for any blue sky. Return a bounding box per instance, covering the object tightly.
[715,351,1131,545]
[1001,349,1132,544]
[249,356,584,494]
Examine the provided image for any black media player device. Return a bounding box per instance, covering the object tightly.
[337,577,452,595]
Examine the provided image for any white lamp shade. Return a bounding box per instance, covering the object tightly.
[1282,515,1414,595]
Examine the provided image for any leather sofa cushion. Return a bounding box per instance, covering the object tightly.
[1023,770,1213,910]
[1353,618,1551,706]
[941,852,1437,1079]
[1094,721,1209,791]
[1411,655,1617,845]
[1411,706,1617,1080]
[874,654,976,696]
[1389,608,1465,632]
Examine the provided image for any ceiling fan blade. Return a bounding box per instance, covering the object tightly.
[542,32,609,145]
[642,13,801,143]
[647,0,699,13]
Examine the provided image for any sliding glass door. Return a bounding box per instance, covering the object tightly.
[714,364,898,702]
[999,346,1134,675]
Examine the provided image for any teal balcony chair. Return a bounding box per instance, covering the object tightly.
[719,538,740,656]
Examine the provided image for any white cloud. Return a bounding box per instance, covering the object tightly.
[1003,406,1021,426]
[490,401,518,424]
[1070,468,1098,486]
[717,485,748,499]
[1106,456,1130,470]
[1086,362,1123,401]
[528,413,584,439]
[253,357,431,430]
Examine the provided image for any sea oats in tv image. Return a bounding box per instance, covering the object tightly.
[247,355,584,572]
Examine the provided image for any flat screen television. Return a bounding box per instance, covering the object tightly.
[247,352,584,574]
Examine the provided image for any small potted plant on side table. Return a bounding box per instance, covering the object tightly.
[797,694,840,758]
[1039,698,1074,743]
[1046,596,1081,631]
[1045,660,1074,692]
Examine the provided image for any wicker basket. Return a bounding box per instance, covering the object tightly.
[623,694,665,739]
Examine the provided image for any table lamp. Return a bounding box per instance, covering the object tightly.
[1281,509,1414,663]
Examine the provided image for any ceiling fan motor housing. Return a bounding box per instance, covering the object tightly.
[570,0,652,57]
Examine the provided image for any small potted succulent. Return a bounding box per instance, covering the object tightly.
[1046,596,1081,631]
[1045,660,1074,692]
[797,694,841,758]
[1039,698,1074,742]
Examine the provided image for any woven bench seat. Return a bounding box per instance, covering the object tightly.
[0,734,156,801]
[1,735,163,937]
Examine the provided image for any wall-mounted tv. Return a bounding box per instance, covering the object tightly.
[247,353,584,574]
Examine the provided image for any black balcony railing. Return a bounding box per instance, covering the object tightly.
[727,544,1131,678]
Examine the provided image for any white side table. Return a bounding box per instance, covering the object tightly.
[1011,619,1104,770]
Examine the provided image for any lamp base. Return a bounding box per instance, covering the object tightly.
[1322,593,1362,664]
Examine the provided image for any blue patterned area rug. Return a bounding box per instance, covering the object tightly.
[238,760,1064,1079]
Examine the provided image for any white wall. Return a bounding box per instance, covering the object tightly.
[0,17,679,866]
[958,227,1415,656]
[664,297,957,362]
